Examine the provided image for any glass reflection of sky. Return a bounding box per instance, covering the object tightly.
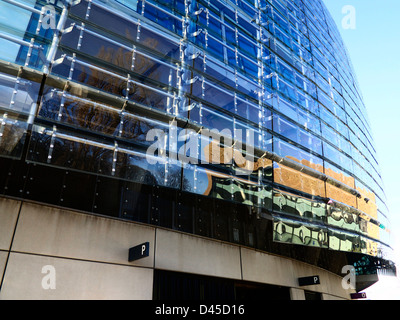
[0,0,34,62]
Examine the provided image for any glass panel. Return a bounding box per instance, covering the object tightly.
[274,115,298,143]
[325,183,357,208]
[205,59,236,90]
[78,29,133,70]
[0,111,28,159]
[324,161,355,188]
[235,119,261,150]
[138,27,181,60]
[298,128,322,155]
[84,3,138,41]
[27,124,182,189]
[39,88,121,137]
[239,57,258,79]
[328,229,362,253]
[183,164,272,208]
[327,204,360,233]
[207,36,224,59]
[275,96,297,121]
[0,72,40,115]
[63,58,127,97]
[133,52,177,88]
[143,4,183,36]
[273,162,325,197]
[200,105,233,133]
[236,75,260,100]
[127,81,171,111]
[273,216,328,248]
[238,35,257,58]
[121,113,171,147]
[297,107,320,134]
[202,81,235,112]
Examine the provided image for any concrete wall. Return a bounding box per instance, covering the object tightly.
[0,197,353,300]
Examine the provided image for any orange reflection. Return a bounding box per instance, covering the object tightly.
[274,155,325,197]
[200,140,386,246]
[203,140,272,171]
[356,186,378,219]
[274,164,325,197]
[325,183,356,208]
[324,166,355,189]
[274,154,382,242]
[285,155,324,173]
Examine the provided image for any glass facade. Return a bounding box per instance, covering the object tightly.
[0,0,395,277]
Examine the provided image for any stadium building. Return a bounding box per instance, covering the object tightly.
[0,0,395,300]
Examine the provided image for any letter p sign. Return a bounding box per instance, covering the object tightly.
[129,242,150,262]
[298,275,320,286]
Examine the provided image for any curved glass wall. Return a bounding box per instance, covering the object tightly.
[0,0,395,275]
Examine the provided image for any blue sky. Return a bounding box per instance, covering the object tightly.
[323,0,400,299]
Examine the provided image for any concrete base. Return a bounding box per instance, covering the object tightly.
[0,197,353,300]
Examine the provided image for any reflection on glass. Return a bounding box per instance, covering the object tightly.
[183,164,272,209]
[325,183,356,208]
[273,163,325,197]
[27,124,183,189]
[0,72,40,115]
[324,161,355,189]
[0,111,28,159]
[327,205,360,233]
[273,189,326,221]
[328,229,362,253]
[0,0,391,263]
[273,217,328,248]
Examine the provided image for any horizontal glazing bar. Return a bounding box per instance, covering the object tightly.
[64,55,176,99]
[0,32,43,51]
[2,0,43,15]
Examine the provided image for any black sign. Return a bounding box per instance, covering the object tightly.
[129,242,150,262]
[351,292,367,299]
[298,275,320,286]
